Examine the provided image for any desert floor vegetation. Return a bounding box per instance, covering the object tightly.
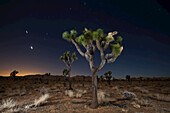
[0,77,170,113]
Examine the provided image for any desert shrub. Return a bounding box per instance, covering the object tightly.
[0,98,20,113]
[65,90,74,98]
[123,91,136,100]
[0,98,17,109]
[97,90,109,104]
[65,89,87,98]
[34,94,50,107]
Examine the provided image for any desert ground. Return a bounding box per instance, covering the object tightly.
[0,75,170,113]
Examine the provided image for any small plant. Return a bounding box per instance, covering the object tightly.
[0,98,17,109]
[97,90,109,104]
[34,93,50,107]
[0,98,20,113]
[65,90,74,98]
[123,91,136,100]
[65,89,87,98]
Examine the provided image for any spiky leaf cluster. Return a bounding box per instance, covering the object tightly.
[62,28,123,56]
[63,69,69,75]
[60,51,78,66]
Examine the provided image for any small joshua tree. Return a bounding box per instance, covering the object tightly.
[60,51,78,90]
[126,75,131,82]
[10,70,19,77]
[104,71,112,85]
[62,28,123,108]
[63,69,69,87]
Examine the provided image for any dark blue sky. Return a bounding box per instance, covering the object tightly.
[0,0,170,78]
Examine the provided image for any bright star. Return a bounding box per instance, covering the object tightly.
[30,46,33,50]
[26,30,28,34]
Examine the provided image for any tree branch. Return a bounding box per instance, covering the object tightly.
[96,40,101,51]
[103,41,110,51]
[71,39,85,57]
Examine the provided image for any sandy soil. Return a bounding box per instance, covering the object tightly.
[0,76,170,113]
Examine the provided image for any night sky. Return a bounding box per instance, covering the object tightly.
[0,0,170,78]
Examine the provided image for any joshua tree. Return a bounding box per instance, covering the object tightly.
[10,70,19,77]
[104,71,112,85]
[126,75,131,82]
[60,51,78,90]
[62,28,123,108]
[63,69,69,87]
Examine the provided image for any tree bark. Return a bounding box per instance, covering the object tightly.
[68,67,73,90]
[90,68,98,108]
[64,74,66,87]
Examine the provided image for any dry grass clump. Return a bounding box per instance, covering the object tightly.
[65,89,87,98]
[34,93,50,107]
[97,90,109,104]
[65,90,74,98]
[0,98,20,113]
[0,98,17,109]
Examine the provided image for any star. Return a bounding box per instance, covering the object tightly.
[30,46,34,50]
[26,30,28,34]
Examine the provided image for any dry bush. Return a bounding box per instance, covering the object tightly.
[65,89,87,98]
[34,93,50,107]
[0,98,21,113]
[65,90,74,98]
[97,90,109,104]
[0,98,17,110]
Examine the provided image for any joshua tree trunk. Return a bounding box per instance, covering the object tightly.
[108,78,111,85]
[90,68,98,108]
[64,74,66,87]
[68,67,73,90]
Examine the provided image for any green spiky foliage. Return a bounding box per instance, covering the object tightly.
[62,28,123,108]
[63,69,69,75]
[62,28,123,56]
[60,51,78,90]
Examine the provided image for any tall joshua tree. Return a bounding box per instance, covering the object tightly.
[104,71,112,85]
[62,28,123,108]
[60,51,77,90]
[63,69,69,87]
